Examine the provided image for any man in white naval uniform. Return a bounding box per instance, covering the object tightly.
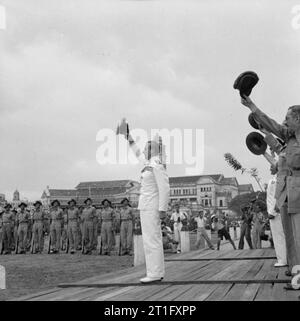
[267,165,287,267]
[117,119,170,283]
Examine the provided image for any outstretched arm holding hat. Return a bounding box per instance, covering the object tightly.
[241,96,289,141]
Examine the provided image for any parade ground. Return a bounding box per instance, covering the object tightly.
[5,238,298,302]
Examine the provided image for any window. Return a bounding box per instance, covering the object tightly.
[219,200,223,207]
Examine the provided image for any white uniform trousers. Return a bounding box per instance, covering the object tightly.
[270,214,287,265]
[140,210,165,278]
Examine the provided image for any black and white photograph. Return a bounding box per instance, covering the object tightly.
[0,0,300,308]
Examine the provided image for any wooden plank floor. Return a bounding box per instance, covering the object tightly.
[12,247,300,301]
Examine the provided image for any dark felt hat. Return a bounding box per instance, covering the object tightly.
[246,132,267,155]
[4,203,12,209]
[248,113,260,130]
[84,198,92,204]
[68,199,77,205]
[18,202,28,208]
[234,71,259,98]
[34,200,42,206]
[120,198,131,205]
[51,199,61,206]
[101,199,112,206]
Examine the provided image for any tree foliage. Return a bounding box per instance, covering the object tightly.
[228,191,266,217]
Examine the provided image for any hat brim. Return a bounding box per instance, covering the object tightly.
[234,71,259,98]
[19,203,27,207]
[246,132,267,155]
[248,113,260,130]
[101,199,112,205]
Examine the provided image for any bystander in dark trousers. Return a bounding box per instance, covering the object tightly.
[238,222,253,249]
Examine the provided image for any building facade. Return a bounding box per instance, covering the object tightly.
[41,180,140,208]
[41,175,253,215]
[169,174,246,216]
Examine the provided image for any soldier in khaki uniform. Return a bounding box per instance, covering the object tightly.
[67,199,79,254]
[0,208,3,253]
[61,208,68,251]
[2,204,14,254]
[92,209,99,251]
[49,200,63,253]
[82,198,96,254]
[32,201,46,253]
[77,206,84,250]
[10,209,18,251]
[99,199,115,255]
[242,96,300,289]
[119,198,134,255]
[16,202,30,254]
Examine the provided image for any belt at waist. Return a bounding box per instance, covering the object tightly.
[51,220,61,222]
[19,221,29,224]
[68,219,78,222]
[121,219,132,222]
[2,222,12,225]
[83,219,93,222]
[33,220,43,222]
[102,219,112,222]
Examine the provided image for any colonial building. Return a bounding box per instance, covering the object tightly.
[41,180,140,208]
[238,184,254,195]
[41,175,253,214]
[169,174,247,216]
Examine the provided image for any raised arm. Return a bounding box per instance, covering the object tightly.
[117,119,144,161]
[241,96,289,141]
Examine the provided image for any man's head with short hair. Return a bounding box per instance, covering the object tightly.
[283,105,300,133]
[174,203,180,212]
[198,211,204,218]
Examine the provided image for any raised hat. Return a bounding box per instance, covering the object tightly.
[234,71,259,98]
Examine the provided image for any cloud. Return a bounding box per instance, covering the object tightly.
[0,0,299,199]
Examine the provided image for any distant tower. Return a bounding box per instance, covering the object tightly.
[13,189,20,202]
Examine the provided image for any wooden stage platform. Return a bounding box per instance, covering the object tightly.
[13,248,300,301]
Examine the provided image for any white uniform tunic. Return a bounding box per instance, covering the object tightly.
[267,176,287,265]
[131,142,170,278]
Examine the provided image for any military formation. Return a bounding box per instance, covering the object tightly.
[0,197,135,256]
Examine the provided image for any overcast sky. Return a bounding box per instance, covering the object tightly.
[0,0,300,201]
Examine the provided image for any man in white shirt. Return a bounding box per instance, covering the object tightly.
[194,211,214,250]
[170,203,187,253]
[267,165,287,267]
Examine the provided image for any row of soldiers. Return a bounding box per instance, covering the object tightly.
[0,197,135,256]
